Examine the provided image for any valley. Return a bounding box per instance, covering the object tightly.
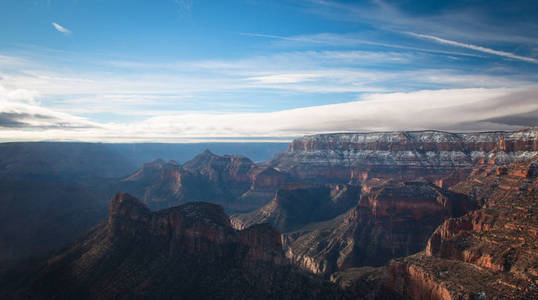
[0,127,536,299]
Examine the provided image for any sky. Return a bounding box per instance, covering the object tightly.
[1,0,537,142]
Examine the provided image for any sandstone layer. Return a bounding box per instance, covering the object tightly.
[383,158,538,299]
[281,181,474,276]
[271,128,537,185]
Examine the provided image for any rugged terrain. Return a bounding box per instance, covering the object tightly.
[1,127,536,299]
[385,157,538,299]
[0,193,342,300]
[271,127,537,186]
[331,157,538,299]
[233,127,538,298]
[232,183,361,232]
[119,150,288,212]
[280,181,474,275]
[233,179,475,275]
[0,143,286,266]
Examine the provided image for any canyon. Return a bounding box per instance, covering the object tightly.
[278,181,475,275]
[331,153,538,299]
[0,127,536,299]
[1,193,342,299]
[396,157,538,299]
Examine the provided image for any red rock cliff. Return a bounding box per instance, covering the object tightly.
[272,128,538,186]
[384,158,538,299]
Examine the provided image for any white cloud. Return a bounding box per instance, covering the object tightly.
[52,22,71,34]
[0,48,535,124]
[0,46,536,142]
[1,84,536,142]
[408,32,538,64]
[0,85,40,105]
[0,85,98,130]
[1,52,528,102]
[118,86,536,139]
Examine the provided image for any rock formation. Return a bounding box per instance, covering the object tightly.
[232,183,360,232]
[1,193,343,300]
[119,150,288,213]
[281,181,474,276]
[271,127,537,186]
[234,128,537,279]
[386,158,538,299]
[337,158,538,299]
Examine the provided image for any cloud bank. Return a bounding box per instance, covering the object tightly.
[1,83,536,142]
[0,85,98,131]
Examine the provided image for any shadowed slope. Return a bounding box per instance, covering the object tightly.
[2,193,343,300]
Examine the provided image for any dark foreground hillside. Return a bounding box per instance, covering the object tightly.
[0,193,344,300]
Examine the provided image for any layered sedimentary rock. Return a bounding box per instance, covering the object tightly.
[384,158,538,299]
[271,127,537,185]
[232,183,361,232]
[281,181,474,276]
[120,150,288,213]
[2,193,342,300]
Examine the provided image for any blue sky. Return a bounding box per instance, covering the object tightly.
[1,0,537,142]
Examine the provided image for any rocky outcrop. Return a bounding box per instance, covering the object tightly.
[249,166,288,191]
[182,149,254,191]
[232,183,360,232]
[385,251,537,300]
[119,159,186,210]
[239,223,285,266]
[383,158,538,299]
[271,128,538,186]
[281,182,474,276]
[122,159,167,183]
[119,150,288,213]
[108,193,283,262]
[2,193,343,300]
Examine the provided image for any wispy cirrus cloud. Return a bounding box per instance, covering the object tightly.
[1,46,537,141]
[241,32,482,58]
[52,22,71,34]
[0,48,536,122]
[408,32,538,64]
[304,0,538,46]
